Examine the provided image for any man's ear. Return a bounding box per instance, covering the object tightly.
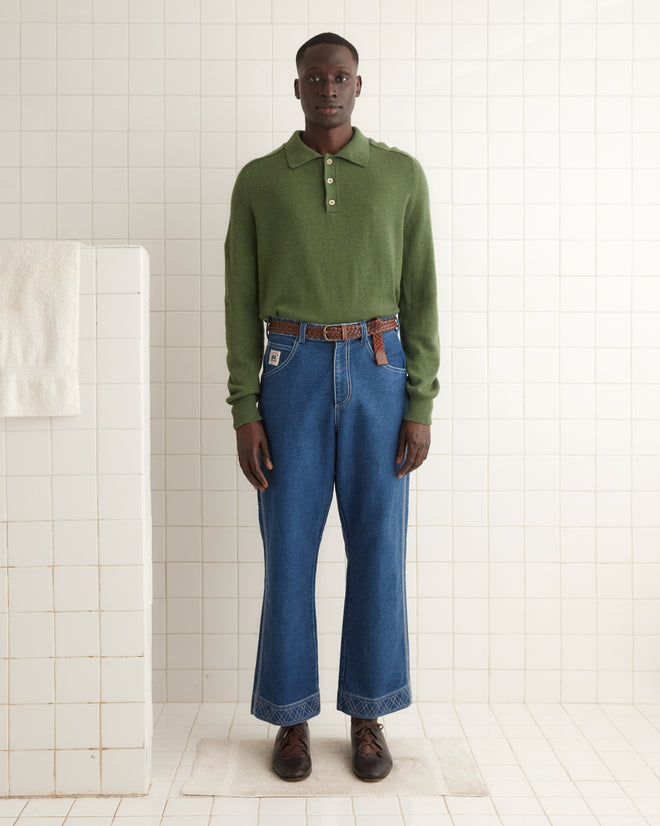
[294,78,300,99]
[356,75,362,97]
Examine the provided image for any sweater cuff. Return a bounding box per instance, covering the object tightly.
[231,395,262,430]
[403,396,433,426]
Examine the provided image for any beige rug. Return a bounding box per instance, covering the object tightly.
[182,737,488,797]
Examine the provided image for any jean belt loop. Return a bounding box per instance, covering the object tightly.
[360,320,367,341]
[299,321,307,344]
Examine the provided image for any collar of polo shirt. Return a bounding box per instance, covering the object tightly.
[285,126,370,169]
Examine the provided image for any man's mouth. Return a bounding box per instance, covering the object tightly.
[317,105,341,113]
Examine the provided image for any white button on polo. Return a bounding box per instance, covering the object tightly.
[326,158,333,164]
[327,177,334,184]
[328,199,336,206]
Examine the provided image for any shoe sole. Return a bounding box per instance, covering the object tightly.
[353,767,392,782]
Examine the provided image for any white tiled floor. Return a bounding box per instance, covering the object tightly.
[1,703,660,825]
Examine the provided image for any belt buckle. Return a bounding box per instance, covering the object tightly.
[322,324,334,341]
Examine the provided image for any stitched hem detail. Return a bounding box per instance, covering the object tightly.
[251,693,321,725]
[337,685,412,718]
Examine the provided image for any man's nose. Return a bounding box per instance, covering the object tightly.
[320,79,338,96]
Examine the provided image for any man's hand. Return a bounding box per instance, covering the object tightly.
[236,421,273,492]
[395,420,431,478]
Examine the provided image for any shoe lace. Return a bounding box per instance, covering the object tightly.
[353,721,384,757]
[280,723,309,759]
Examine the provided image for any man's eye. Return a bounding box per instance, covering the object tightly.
[336,75,349,83]
[307,76,321,83]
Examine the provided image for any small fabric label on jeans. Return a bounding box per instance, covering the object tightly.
[268,350,281,366]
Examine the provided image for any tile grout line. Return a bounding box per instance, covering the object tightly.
[557,0,564,708]
[485,0,491,711]
[594,0,601,707]
[488,702,563,825]
[603,702,660,783]
[448,0,455,712]
[527,702,616,825]
[160,0,169,709]
[564,703,654,824]
[198,0,205,715]
[451,703,501,825]
[520,0,528,711]
[629,0,637,710]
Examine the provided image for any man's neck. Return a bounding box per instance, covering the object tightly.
[300,123,354,156]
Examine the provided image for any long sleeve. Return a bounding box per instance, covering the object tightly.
[224,130,440,429]
[224,168,264,429]
[398,159,440,425]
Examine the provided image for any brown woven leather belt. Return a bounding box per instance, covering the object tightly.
[267,317,398,366]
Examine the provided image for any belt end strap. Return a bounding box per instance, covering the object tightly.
[372,331,388,365]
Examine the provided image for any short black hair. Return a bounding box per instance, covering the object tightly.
[296,32,359,69]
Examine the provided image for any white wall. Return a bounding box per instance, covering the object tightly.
[2,0,659,707]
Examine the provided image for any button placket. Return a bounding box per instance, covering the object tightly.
[324,155,338,213]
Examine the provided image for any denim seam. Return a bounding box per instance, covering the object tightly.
[335,486,352,703]
[252,489,268,703]
[333,343,338,435]
[340,685,409,702]
[337,685,412,717]
[253,690,320,710]
[402,473,411,684]
[334,339,352,710]
[309,490,333,699]
[335,342,352,409]
[252,692,321,725]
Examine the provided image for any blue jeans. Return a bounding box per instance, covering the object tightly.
[251,316,412,726]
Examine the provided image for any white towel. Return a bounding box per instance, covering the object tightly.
[0,241,81,417]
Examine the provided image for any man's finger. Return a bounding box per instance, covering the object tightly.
[396,435,431,477]
[397,447,419,478]
[236,421,273,491]
[239,454,266,491]
[250,451,269,490]
[238,446,268,491]
[395,430,407,464]
[260,436,274,470]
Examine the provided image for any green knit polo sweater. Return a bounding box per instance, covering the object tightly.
[224,127,440,429]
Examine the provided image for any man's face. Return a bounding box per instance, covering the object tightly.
[294,43,361,131]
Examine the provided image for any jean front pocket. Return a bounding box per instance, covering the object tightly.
[261,336,299,379]
[365,330,407,373]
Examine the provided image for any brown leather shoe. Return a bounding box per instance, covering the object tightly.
[271,721,311,781]
[351,717,393,781]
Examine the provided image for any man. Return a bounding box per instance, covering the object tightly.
[225,32,439,782]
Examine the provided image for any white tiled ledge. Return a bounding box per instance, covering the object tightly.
[0,246,152,797]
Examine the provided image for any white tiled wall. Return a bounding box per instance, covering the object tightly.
[2,0,659,715]
[0,246,152,796]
